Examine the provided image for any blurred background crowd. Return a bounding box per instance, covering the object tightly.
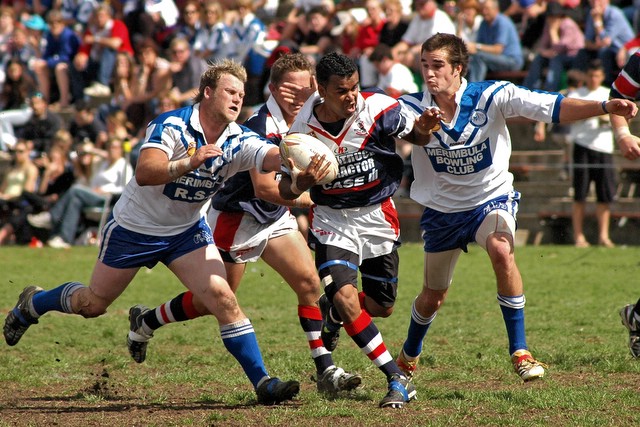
[0,0,637,248]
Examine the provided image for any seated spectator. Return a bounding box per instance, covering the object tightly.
[0,133,75,245]
[349,0,386,88]
[71,4,134,99]
[456,0,483,43]
[0,6,17,79]
[32,9,80,109]
[0,139,38,228]
[15,91,63,157]
[168,36,207,105]
[228,0,271,106]
[466,0,524,82]
[3,24,40,76]
[193,0,231,63]
[0,58,36,151]
[379,0,410,49]
[68,99,108,149]
[97,51,137,127]
[285,5,340,64]
[574,0,634,86]
[369,43,419,97]
[143,0,181,48]
[391,0,455,74]
[27,137,134,249]
[503,0,548,51]
[523,2,585,91]
[176,0,202,47]
[126,38,172,131]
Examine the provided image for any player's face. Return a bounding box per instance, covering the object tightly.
[204,73,245,123]
[420,48,461,97]
[272,70,314,119]
[318,72,359,121]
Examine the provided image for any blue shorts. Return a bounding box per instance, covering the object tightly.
[420,192,520,253]
[98,216,214,269]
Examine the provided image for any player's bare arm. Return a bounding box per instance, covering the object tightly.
[611,111,640,160]
[135,145,223,186]
[558,98,637,123]
[250,168,313,208]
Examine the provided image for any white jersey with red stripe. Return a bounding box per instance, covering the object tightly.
[400,79,564,213]
[288,90,414,209]
[113,103,274,236]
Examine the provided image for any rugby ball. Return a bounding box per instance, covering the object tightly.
[279,133,339,185]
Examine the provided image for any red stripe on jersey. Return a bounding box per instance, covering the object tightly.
[368,342,388,361]
[183,291,200,319]
[381,198,400,236]
[613,74,640,99]
[322,179,381,195]
[344,310,372,335]
[213,211,244,251]
[298,304,322,321]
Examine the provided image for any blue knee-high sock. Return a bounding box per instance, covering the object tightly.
[497,294,527,355]
[221,319,269,389]
[402,299,437,358]
[31,282,85,316]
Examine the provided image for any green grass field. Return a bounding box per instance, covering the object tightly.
[1,244,639,426]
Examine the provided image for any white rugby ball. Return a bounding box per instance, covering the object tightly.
[280,133,339,185]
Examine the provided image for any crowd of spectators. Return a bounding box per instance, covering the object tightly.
[0,0,638,247]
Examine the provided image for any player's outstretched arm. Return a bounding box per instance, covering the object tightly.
[558,98,637,123]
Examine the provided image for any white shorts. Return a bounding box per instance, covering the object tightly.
[208,208,299,263]
[309,198,400,264]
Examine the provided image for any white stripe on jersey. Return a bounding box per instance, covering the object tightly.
[399,79,563,213]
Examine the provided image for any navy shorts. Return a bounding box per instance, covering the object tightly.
[420,192,520,253]
[98,215,214,269]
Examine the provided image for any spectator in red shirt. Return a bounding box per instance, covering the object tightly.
[70,4,134,100]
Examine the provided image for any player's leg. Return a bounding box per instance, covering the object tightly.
[171,242,298,403]
[261,231,362,393]
[128,256,246,363]
[620,297,640,358]
[397,249,461,380]
[4,220,140,346]
[476,209,546,381]
[316,244,415,408]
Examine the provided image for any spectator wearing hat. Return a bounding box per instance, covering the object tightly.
[32,9,80,109]
[71,4,134,99]
[523,2,585,92]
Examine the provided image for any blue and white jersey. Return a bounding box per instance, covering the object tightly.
[400,79,563,213]
[290,91,413,209]
[113,103,274,236]
[211,95,289,224]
